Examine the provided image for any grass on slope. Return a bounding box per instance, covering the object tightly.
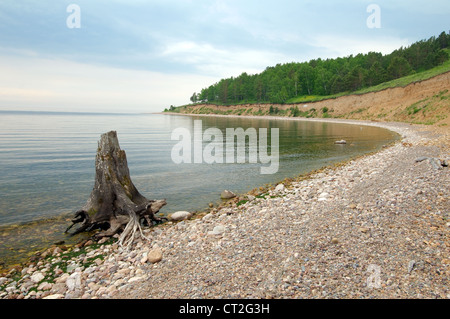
[356,50,450,94]
[286,49,450,104]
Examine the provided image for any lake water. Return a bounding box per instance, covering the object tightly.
[0,111,399,269]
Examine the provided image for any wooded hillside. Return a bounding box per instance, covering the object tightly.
[189,31,450,105]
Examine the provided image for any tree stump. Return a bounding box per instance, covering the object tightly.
[66,131,167,248]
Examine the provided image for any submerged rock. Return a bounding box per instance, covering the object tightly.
[221,190,236,199]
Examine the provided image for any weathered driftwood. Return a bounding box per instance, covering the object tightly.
[66,131,166,248]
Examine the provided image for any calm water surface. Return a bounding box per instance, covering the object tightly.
[0,111,399,268]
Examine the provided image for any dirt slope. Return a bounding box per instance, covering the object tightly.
[179,71,450,127]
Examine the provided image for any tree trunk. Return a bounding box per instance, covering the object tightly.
[66,131,167,248]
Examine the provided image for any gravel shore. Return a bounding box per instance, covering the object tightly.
[1,119,448,299]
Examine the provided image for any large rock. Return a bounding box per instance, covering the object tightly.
[30,272,45,283]
[147,248,163,264]
[274,184,286,193]
[221,190,236,199]
[168,211,192,221]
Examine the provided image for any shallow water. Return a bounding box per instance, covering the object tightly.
[0,111,399,268]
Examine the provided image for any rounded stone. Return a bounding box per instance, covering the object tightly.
[147,248,163,264]
[168,211,192,221]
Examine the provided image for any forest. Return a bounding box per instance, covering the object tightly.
[189,31,450,105]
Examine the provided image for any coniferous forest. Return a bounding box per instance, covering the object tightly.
[189,31,450,105]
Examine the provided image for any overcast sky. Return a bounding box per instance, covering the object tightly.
[0,0,449,113]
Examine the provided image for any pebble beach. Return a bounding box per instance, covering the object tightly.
[1,118,448,299]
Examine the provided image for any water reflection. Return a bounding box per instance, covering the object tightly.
[0,112,399,269]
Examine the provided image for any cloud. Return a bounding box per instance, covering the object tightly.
[0,1,448,112]
[160,40,290,78]
[0,54,216,113]
[308,34,411,58]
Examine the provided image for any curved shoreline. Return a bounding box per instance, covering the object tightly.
[167,111,415,133]
[0,114,398,273]
[1,117,448,299]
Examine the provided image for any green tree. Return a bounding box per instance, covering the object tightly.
[314,67,333,95]
[188,31,449,105]
[344,66,367,91]
[438,31,449,49]
[190,92,198,103]
[298,64,315,95]
[387,56,413,79]
[207,85,216,103]
[367,61,387,86]
[290,106,300,117]
[330,75,345,94]
[279,86,289,103]
[217,79,229,104]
